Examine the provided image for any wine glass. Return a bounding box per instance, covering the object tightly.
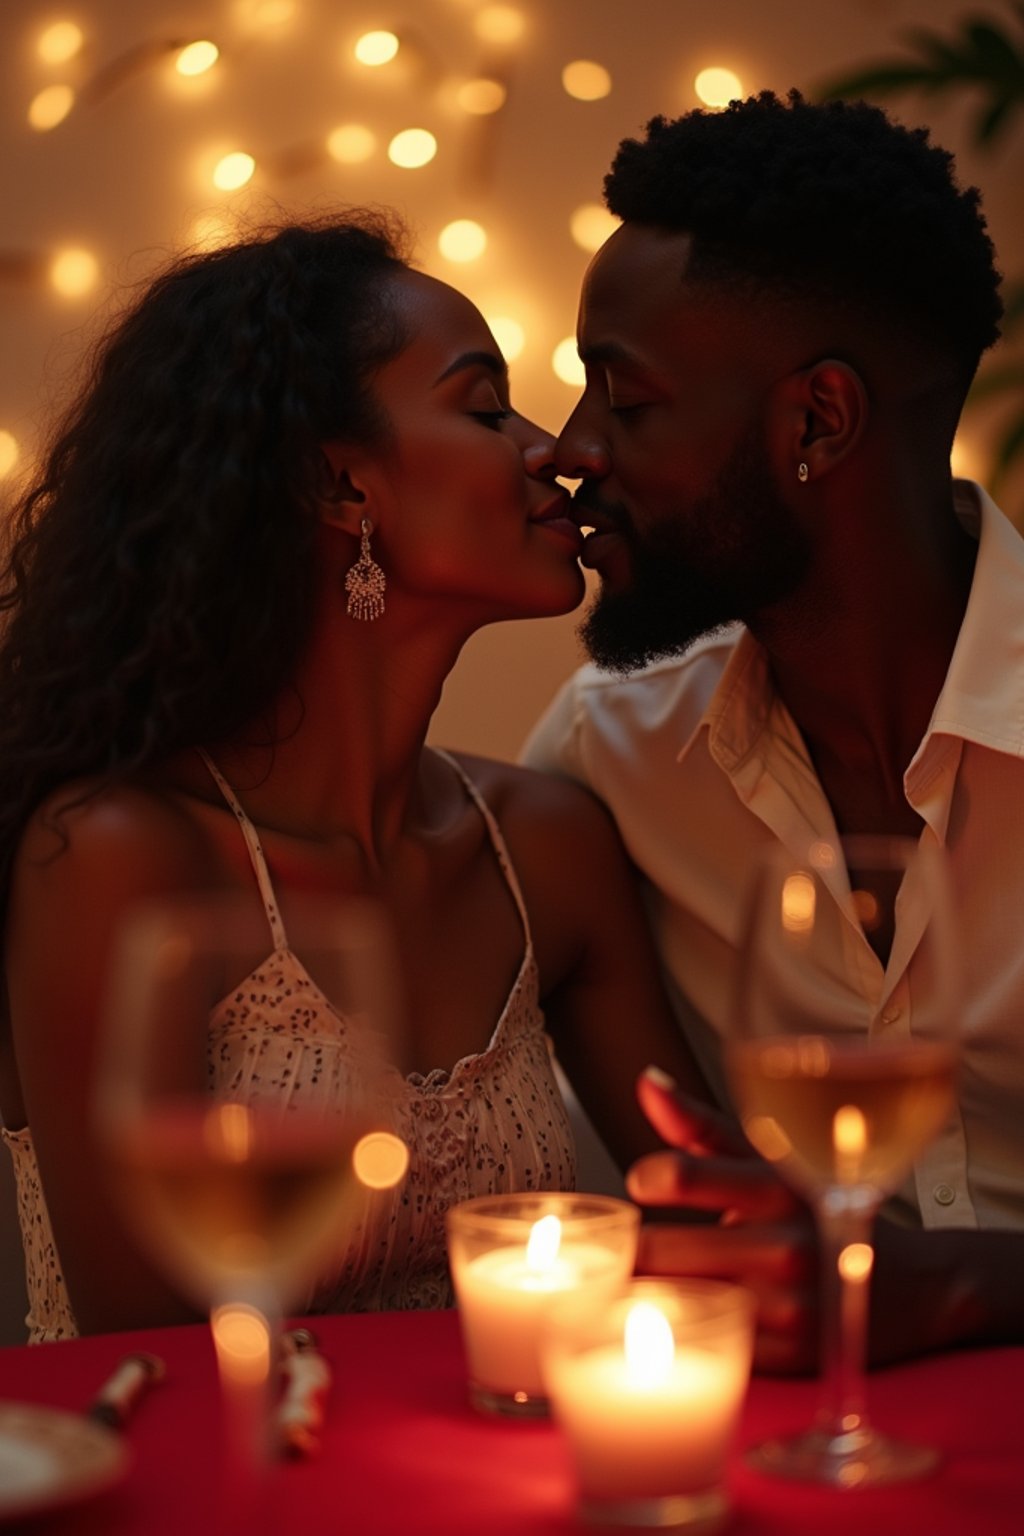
[95,891,408,1522]
[726,835,960,1487]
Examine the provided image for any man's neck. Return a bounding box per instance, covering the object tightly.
[751,491,977,838]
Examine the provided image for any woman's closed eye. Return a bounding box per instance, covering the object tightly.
[469,407,512,429]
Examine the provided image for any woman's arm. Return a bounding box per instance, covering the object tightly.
[5,785,215,1333]
[488,762,716,1173]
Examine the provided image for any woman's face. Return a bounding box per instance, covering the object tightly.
[356,270,585,623]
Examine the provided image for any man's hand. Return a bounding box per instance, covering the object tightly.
[629,1067,1024,1371]
[627,1067,819,1374]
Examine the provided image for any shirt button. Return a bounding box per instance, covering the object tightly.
[880,1002,903,1025]
[933,1184,956,1206]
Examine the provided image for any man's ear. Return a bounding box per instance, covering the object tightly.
[316,441,370,532]
[772,359,868,483]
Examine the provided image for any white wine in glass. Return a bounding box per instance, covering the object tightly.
[727,835,960,1487]
[96,892,408,1517]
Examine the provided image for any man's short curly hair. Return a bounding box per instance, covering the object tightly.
[605,90,1002,388]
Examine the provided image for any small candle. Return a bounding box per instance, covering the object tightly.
[447,1194,639,1417]
[543,1280,754,1531]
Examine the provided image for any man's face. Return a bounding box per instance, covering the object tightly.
[556,223,812,672]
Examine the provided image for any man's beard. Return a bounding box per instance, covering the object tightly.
[578,426,811,674]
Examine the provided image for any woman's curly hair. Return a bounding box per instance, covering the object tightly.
[605,90,1003,391]
[0,209,412,913]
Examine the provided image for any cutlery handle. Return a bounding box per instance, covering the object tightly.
[87,1351,165,1430]
[277,1331,330,1458]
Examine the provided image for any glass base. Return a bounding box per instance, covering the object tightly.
[579,1488,727,1533]
[747,1425,939,1488]
[469,1382,549,1418]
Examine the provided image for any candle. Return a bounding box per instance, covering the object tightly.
[543,1280,754,1531]
[446,1193,639,1417]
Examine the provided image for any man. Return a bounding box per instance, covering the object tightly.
[524,91,1024,1374]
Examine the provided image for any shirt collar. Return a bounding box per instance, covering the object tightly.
[916,480,1024,762]
[678,480,1024,770]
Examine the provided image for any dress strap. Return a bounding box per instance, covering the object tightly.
[432,749,533,951]
[195,749,289,951]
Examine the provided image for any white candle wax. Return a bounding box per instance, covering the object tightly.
[548,1344,747,1500]
[456,1242,627,1397]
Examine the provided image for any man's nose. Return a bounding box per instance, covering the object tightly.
[555,409,610,480]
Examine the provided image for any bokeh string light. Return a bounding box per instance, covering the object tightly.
[6,9,751,412]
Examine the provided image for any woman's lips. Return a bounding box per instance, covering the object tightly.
[535,515,585,553]
[531,496,584,554]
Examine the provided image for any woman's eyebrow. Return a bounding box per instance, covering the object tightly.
[433,350,508,386]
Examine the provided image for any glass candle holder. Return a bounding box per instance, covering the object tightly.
[542,1278,755,1533]
[446,1192,640,1417]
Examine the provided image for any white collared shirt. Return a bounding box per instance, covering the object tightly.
[524,482,1024,1231]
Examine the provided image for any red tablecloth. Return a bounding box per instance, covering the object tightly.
[1,1309,1021,1534]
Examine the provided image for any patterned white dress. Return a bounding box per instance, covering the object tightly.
[2,751,576,1342]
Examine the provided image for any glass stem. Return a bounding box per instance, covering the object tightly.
[815,1200,876,1447]
[210,1284,281,1535]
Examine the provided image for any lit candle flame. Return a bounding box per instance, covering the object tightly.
[525,1214,561,1273]
[833,1104,867,1158]
[624,1300,674,1388]
[206,1102,252,1162]
[833,1103,867,1184]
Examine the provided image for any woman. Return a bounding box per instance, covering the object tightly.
[0,212,707,1342]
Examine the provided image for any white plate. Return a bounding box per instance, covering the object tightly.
[0,1400,129,1524]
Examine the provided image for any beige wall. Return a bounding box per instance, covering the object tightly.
[2,0,1022,763]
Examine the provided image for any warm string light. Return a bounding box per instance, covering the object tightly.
[326,124,376,164]
[552,338,585,388]
[37,21,85,65]
[12,12,739,400]
[388,128,437,168]
[487,316,525,362]
[694,67,743,107]
[27,34,229,132]
[456,77,506,114]
[212,151,256,190]
[49,247,99,298]
[189,211,238,251]
[438,219,487,262]
[28,85,75,131]
[570,204,619,253]
[474,6,526,46]
[353,30,400,67]
[175,41,220,77]
[0,431,20,479]
[561,60,611,101]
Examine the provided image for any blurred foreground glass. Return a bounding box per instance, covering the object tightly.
[446,1192,639,1417]
[96,892,408,1522]
[727,836,960,1486]
[543,1278,754,1533]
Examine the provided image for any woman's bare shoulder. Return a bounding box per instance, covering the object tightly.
[442,749,625,866]
[13,773,217,893]
[445,749,603,817]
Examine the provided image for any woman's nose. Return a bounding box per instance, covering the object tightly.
[520,424,558,482]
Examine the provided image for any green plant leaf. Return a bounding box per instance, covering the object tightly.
[975,92,1021,143]
[816,6,1024,147]
[966,20,1024,78]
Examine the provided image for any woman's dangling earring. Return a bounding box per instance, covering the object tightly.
[345,517,386,621]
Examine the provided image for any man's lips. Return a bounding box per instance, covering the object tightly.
[569,497,628,568]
